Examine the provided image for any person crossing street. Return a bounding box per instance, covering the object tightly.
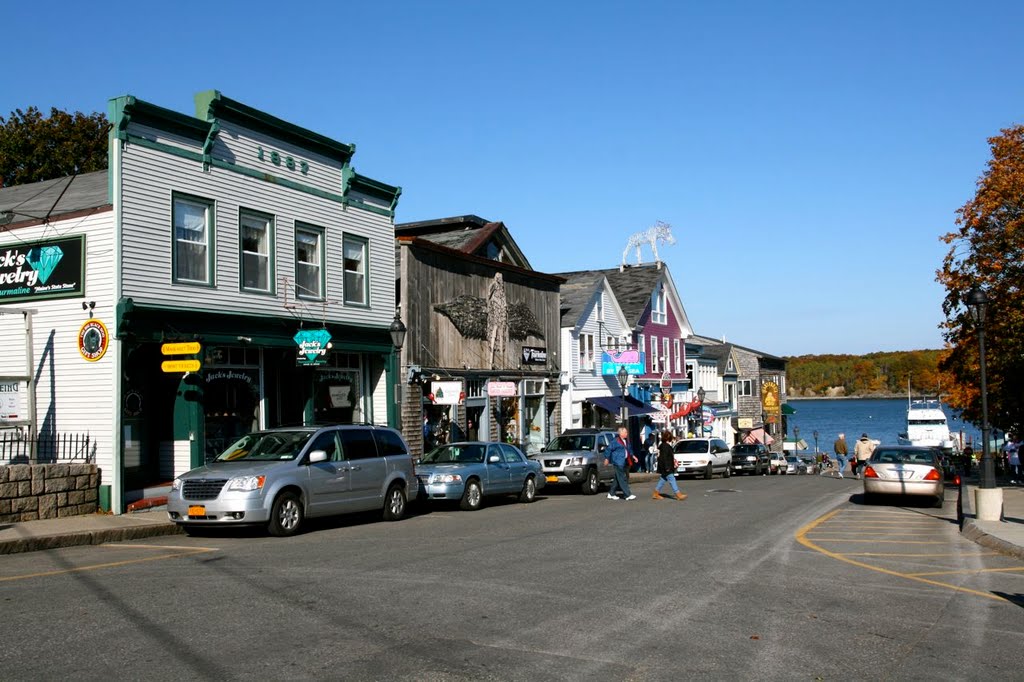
[833,433,849,479]
[605,425,636,500]
[652,430,686,500]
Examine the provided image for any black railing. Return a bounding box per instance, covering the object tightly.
[0,431,93,464]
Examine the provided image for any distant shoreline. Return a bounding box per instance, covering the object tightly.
[788,395,912,401]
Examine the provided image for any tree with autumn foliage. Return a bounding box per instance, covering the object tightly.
[937,124,1024,439]
[0,107,108,187]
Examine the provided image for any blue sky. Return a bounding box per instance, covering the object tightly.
[6,1,1023,356]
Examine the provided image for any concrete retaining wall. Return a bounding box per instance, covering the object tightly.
[0,464,100,523]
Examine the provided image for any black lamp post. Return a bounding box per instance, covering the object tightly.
[389,308,407,431]
[813,430,819,454]
[966,286,995,489]
[794,426,800,454]
[617,365,629,426]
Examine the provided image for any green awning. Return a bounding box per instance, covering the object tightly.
[782,403,796,415]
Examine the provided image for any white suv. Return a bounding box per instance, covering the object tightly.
[673,437,732,479]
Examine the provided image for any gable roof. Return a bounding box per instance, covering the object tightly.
[555,263,691,332]
[0,171,109,229]
[690,333,787,365]
[395,215,531,269]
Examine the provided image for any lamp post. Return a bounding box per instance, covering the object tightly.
[794,426,800,455]
[813,430,819,454]
[617,365,629,426]
[966,287,994,489]
[389,308,407,432]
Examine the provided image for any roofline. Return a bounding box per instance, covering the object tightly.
[691,333,787,362]
[0,204,112,232]
[396,235,565,284]
[395,215,491,235]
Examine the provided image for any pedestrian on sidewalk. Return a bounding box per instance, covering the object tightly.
[605,424,636,501]
[833,433,849,479]
[853,433,875,479]
[643,428,658,474]
[1007,438,1020,484]
[652,430,686,500]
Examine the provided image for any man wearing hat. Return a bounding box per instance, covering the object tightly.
[853,433,876,479]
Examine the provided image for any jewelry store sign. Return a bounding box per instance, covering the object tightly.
[0,235,85,303]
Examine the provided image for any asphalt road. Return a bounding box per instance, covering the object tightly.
[2,474,1023,681]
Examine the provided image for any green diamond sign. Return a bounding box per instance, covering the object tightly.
[294,329,332,366]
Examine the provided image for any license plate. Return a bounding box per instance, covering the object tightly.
[546,475,558,483]
[188,505,206,516]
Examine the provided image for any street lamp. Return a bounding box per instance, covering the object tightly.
[813,430,819,454]
[389,308,407,432]
[617,365,629,426]
[794,426,800,455]
[966,286,994,490]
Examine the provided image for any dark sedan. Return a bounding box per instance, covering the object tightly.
[731,444,769,475]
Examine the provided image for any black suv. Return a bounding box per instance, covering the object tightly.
[730,443,769,476]
[528,428,617,494]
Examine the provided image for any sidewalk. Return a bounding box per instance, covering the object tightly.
[959,481,1024,561]
[0,510,180,555]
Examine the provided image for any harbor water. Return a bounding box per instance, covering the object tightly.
[786,398,983,452]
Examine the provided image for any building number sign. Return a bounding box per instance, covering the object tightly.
[256,146,309,175]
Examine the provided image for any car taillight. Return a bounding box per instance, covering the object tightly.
[923,468,941,481]
[863,466,879,479]
[954,474,961,486]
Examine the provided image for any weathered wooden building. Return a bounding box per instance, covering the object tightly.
[395,216,562,456]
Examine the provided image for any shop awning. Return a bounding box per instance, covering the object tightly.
[782,403,796,415]
[586,395,660,416]
[742,427,775,445]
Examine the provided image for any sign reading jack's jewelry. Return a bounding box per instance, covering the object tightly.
[0,235,85,303]
[294,329,332,366]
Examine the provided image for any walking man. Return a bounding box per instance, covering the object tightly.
[833,433,849,479]
[652,430,686,500]
[605,424,636,500]
[854,433,875,479]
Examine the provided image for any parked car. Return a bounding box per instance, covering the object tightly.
[731,444,769,475]
[783,455,811,475]
[166,424,417,537]
[416,441,544,510]
[862,445,945,508]
[528,428,616,494]
[673,437,732,479]
[769,451,787,474]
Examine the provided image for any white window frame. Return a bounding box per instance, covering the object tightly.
[343,235,368,306]
[172,193,214,285]
[637,334,645,368]
[739,379,752,396]
[294,224,324,300]
[596,293,604,322]
[662,338,670,374]
[579,333,594,371]
[240,209,274,293]
[652,284,667,324]
[650,335,659,373]
[673,339,682,374]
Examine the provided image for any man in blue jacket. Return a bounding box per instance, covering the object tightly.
[604,425,636,500]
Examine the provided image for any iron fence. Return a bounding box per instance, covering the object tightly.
[0,431,93,464]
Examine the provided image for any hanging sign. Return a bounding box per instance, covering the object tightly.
[294,329,332,366]
[0,235,85,303]
[161,359,202,373]
[430,381,464,405]
[161,341,202,355]
[521,346,547,365]
[487,381,517,397]
[601,350,645,375]
[78,319,109,362]
[761,380,781,415]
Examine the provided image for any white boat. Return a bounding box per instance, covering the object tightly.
[897,398,960,452]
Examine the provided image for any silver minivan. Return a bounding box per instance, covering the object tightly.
[166,425,417,536]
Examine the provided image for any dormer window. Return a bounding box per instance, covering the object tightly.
[652,284,667,324]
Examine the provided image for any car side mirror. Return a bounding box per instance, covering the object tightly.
[308,450,328,464]
[598,444,607,452]
[488,454,501,464]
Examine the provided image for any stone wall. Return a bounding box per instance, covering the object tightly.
[0,464,99,523]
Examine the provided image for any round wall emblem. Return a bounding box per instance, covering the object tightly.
[78,319,109,362]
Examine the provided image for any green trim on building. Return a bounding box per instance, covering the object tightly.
[202,121,221,169]
[109,95,210,143]
[209,158,345,203]
[194,90,355,163]
[343,171,402,217]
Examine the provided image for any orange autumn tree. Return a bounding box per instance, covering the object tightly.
[937,124,1024,438]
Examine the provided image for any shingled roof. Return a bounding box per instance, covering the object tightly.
[556,263,672,326]
[0,171,109,228]
[558,270,604,324]
[395,214,531,269]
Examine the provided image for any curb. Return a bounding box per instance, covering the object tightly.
[958,482,1024,561]
[0,522,183,556]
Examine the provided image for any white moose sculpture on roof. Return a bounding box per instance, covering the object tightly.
[622,221,675,268]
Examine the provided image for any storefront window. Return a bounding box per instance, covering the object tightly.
[522,380,545,455]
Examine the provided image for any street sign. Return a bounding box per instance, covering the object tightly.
[161,341,202,355]
[161,359,201,373]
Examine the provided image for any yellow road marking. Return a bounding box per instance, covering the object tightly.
[906,567,1024,578]
[102,543,214,551]
[796,509,1013,603]
[0,547,215,583]
[810,539,947,544]
[843,552,999,558]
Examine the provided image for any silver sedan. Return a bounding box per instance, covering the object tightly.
[862,446,945,507]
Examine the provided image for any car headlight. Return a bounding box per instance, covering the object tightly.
[568,457,585,466]
[695,459,708,466]
[430,473,463,485]
[171,478,182,491]
[227,475,266,491]
[746,456,757,462]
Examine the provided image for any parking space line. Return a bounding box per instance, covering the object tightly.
[0,547,215,583]
[102,543,217,551]
[906,567,1024,578]
[796,509,1012,603]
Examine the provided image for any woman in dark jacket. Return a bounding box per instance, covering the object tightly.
[652,430,686,500]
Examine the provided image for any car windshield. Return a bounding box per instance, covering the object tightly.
[674,441,709,454]
[871,449,939,465]
[215,431,313,462]
[421,444,486,464]
[786,456,798,463]
[731,446,758,454]
[546,435,596,451]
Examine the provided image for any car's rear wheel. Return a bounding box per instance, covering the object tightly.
[268,491,303,537]
[382,483,406,521]
[580,467,600,495]
[704,463,714,480]
[460,479,482,511]
[723,465,731,479]
[755,463,762,476]
[519,476,537,503]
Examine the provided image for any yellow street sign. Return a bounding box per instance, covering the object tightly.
[161,359,202,373]
[161,342,202,355]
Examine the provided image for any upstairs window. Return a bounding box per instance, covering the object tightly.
[651,335,659,373]
[674,339,682,374]
[596,293,604,322]
[652,284,667,324]
[663,338,670,374]
[295,225,323,300]
[739,380,753,396]
[240,209,273,293]
[172,194,214,285]
[343,235,368,305]
[579,333,595,371]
